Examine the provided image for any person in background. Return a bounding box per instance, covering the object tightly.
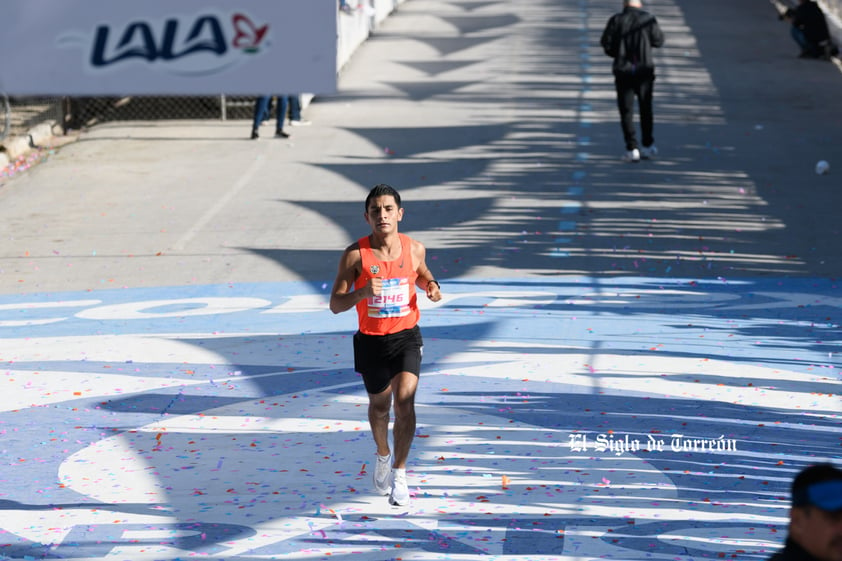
[781,0,837,59]
[287,95,312,128]
[250,95,290,140]
[250,95,310,140]
[767,463,842,561]
[600,0,665,163]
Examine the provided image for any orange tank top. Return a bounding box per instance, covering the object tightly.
[354,233,419,335]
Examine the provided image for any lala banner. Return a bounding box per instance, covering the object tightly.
[0,0,337,95]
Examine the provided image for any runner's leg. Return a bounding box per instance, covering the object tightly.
[391,371,419,469]
[368,388,392,457]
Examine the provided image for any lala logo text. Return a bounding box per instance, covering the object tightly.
[61,11,270,75]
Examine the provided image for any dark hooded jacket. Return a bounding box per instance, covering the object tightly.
[600,5,665,77]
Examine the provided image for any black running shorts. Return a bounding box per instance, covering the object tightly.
[353,325,423,394]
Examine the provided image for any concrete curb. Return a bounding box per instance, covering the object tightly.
[1,121,64,176]
[819,0,842,47]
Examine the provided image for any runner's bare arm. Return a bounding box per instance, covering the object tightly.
[412,240,442,302]
[329,244,376,314]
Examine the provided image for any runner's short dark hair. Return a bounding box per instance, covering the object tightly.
[365,184,402,210]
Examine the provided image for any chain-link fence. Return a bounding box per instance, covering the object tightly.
[63,96,255,130]
[3,96,64,140]
[1,95,259,141]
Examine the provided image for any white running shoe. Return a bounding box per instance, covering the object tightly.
[624,148,640,163]
[389,469,410,506]
[290,119,311,127]
[640,145,658,159]
[373,454,392,495]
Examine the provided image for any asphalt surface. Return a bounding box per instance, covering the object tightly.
[0,0,840,559]
[0,0,841,293]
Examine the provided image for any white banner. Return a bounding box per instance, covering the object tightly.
[0,0,337,95]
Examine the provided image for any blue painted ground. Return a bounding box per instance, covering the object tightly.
[0,278,838,560]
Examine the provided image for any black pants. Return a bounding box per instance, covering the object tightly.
[614,72,655,151]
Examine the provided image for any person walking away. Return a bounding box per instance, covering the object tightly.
[600,0,664,163]
[329,184,442,506]
[767,463,842,561]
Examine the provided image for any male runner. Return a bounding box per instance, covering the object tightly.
[329,184,442,506]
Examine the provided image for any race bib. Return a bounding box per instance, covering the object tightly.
[367,277,411,318]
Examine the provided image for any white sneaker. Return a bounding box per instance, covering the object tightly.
[290,119,311,127]
[640,145,658,159]
[624,148,640,163]
[373,454,391,495]
[389,469,410,506]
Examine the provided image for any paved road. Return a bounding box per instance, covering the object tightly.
[0,0,839,559]
[2,0,842,292]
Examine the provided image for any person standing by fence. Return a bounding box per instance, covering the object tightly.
[250,95,310,140]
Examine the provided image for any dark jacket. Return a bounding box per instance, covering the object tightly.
[792,0,830,44]
[768,537,823,561]
[600,6,665,77]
